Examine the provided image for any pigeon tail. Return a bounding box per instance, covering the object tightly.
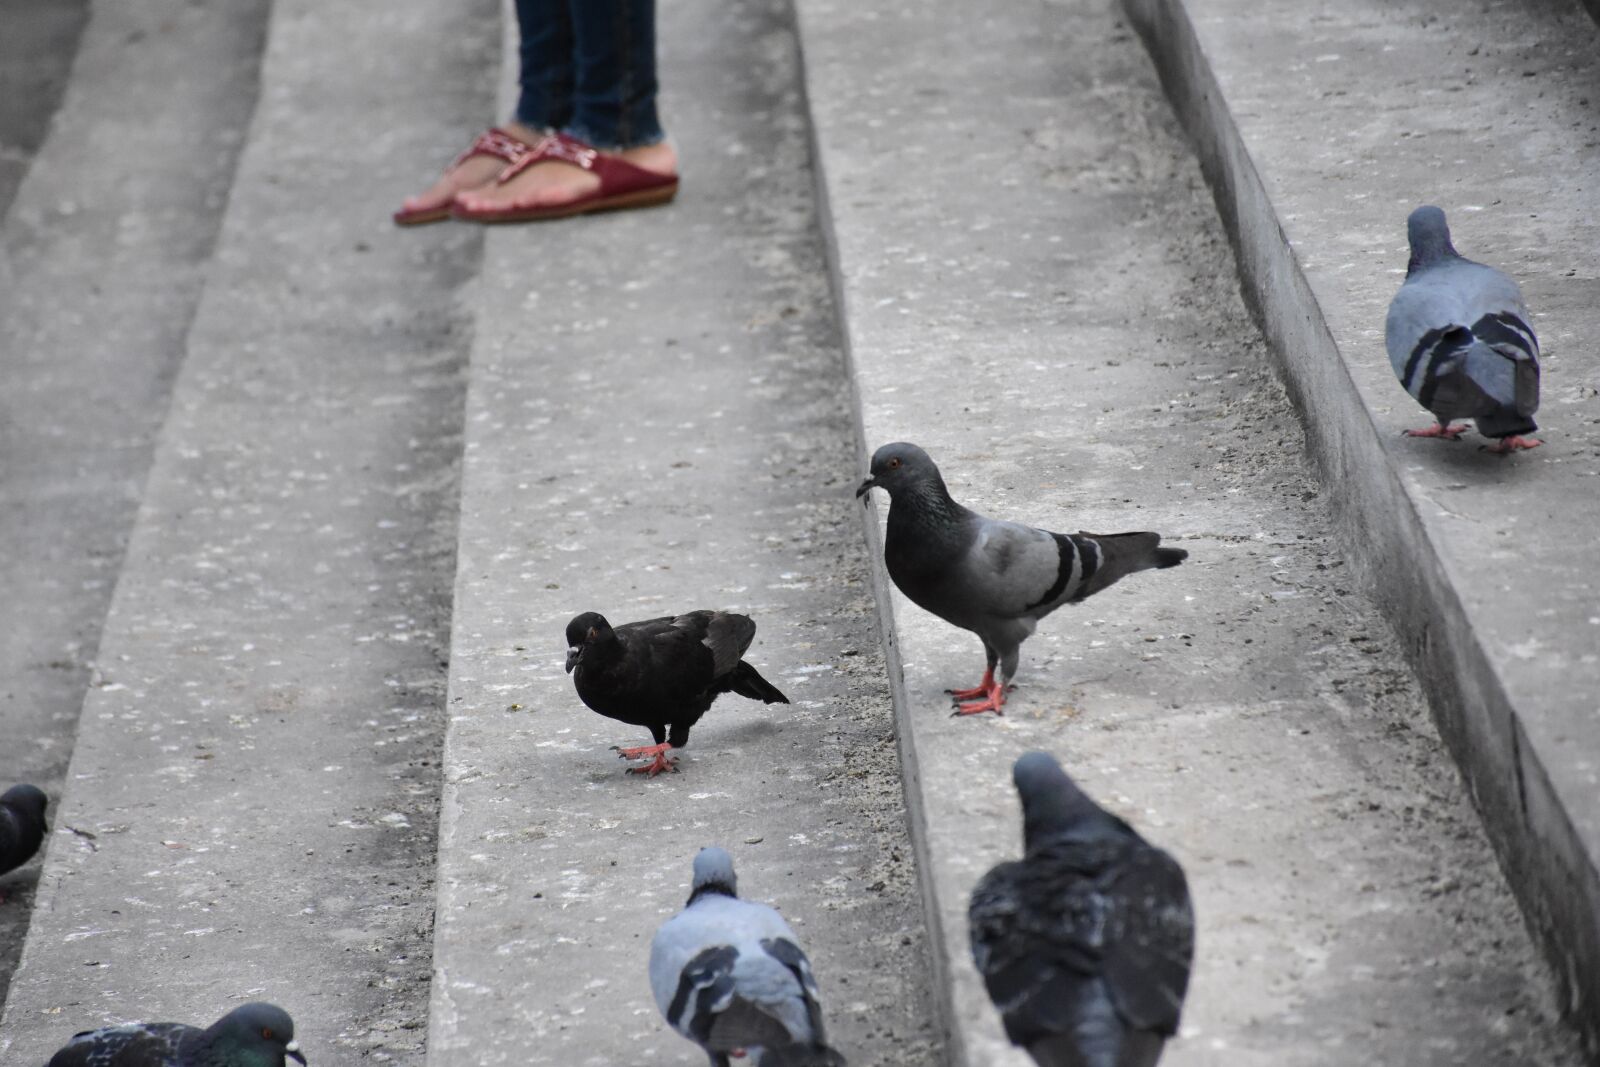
[721,662,790,705]
[761,1043,849,1067]
[1152,547,1187,569]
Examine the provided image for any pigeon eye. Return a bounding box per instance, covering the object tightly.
[261,1028,274,1040]
[887,458,901,469]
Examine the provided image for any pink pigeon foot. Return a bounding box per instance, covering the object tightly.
[612,742,680,776]
[1403,422,1469,440]
[953,682,1008,717]
[947,668,996,702]
[1481,435,1543,453]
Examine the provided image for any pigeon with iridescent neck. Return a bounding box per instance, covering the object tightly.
[46,1002,306,1067]
[856,442,1186,715]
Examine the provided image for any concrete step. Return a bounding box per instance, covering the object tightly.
[1122,0,1600,1054]
[421,1,936,1063]
[0,0,496,1059]
[0,0,88,218]
[794,0,1588,1062]
[0,0,271,1007]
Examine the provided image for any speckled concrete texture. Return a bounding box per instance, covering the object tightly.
[1122,0,1600,1052]
[797,0,1585,1063]
[422,2,935,1065]
[0,0,495,1061]
[0,0,269,1007]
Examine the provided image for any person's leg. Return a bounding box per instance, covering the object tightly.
[513,0,575,133]
[455,0,675,214]
[565,0,662,151]
[396,0,575,222]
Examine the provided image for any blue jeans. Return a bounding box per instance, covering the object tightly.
[514,0,664,150]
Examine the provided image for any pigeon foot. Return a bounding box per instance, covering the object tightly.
[1403,422,1469,440]
[613,742,680,776]
[947,668,996,702]
[952,683,1008,717]
[1480,435,1543,453]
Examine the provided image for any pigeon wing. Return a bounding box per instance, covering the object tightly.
[760,936,829,1045]
[968,856,1107,1046]
[691,612,758,678]
[47,1023,191,1067]
[962,520,1084,620]
[1386,259,1538,413]
[0,804,23,874]
[1100,844,1195,1036]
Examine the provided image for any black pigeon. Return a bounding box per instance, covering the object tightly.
[47,1002,306,1067]
[856,442,1186,715]
[564,610,790,776]
[0,783,48,901]
[1385,205,1541,452]
[969,752,1194,1067]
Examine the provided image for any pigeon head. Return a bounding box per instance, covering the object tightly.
[564,612,613,673]
[205,1003,306,1066]
[687,846,739,903]
[1405,205,1459,275]
[855,442,949,503]
[1,784,47,821]
[1012,751,1118,849]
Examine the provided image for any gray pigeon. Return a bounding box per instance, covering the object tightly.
[855,442,1186,715]
[0,783,48,900]
[1385,205,1541,452]
[649,848,846,1067]
[969,752,1194,1067]
[47,1002,306,1067]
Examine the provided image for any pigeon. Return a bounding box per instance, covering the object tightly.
[564,610,790,776]
[47,1002,306,1067]
[0,783,48,901]
[649,847,846,1067]
[1385,205,1541,453]
[969,752,1194,1067]
[855,442,1186,715]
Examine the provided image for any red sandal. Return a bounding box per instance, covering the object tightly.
[449,132,679,224]
[393,128,539,226]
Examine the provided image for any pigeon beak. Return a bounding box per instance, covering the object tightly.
[855,475,878,501]
[565,647,580,674]
[285,1040,307,1066]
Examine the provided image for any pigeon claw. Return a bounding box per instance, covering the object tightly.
[947,668,996,702]
[1403,422,1469,440]
[1480,435,1543,453]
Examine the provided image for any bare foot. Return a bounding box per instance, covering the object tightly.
[396,121,545,221]
[453,140,677,213]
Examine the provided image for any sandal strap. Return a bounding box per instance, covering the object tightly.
[494,132,676,201]
[495,132,600,184]
[451,127,539,170]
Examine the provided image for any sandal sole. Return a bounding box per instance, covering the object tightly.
[452,182,678,224]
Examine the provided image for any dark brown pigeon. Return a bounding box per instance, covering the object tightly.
[565,610,789,776]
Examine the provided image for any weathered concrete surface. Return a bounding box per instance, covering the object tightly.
[423,1,935,1064]
[0,0,88,217]
[0,0,495,1060]
[0,0,269,1008]
[1122,0,1600,1053]
[796,0,1585,1063]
